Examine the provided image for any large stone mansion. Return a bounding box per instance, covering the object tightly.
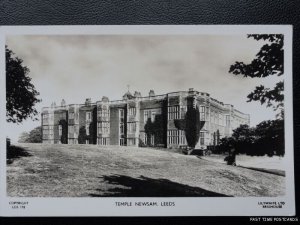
[41,88,250,149]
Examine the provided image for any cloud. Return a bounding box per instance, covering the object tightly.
[5,34,281,142]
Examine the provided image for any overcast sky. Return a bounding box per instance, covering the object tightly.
[6,35,281,142]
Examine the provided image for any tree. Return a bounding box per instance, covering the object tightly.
[78,126,87,144]
[144,115,164,146]
[6,46,41,123]
[27,126,42,143]
[231,124,255,155]
[184,105,201,148]
[175,100,205,149]
[18,131,30,143]
[19,126,42,143]
[229,34,284,117]
[58,119,68,144]
[255,120,284,156]
[219,121,284,157]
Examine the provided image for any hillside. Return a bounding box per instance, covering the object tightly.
[7,143,285,197]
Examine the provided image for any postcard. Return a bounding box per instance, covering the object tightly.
[0,25,295,216]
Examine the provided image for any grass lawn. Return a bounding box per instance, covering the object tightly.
[7,143,285,197]
[200,154,286,176]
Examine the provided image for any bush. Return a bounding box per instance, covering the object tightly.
[219,119,284,157]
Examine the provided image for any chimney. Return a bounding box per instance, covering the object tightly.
[134,91,141,98]
[188,88,196,96]
[102,96,109,102]
[85,98,91,106]
[61,99,66,107]
[149,90,155,97]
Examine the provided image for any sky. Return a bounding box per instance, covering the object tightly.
[5,35,281,143]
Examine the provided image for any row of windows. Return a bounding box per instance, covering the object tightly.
[98,109,110,118]
[210,111,224,126]
[120,123,125,135]
[199,132,205,145]
[167,130,206,146]
[43,125,63,138]
[127,122,136,133]
[68,125,79,135]
[98,137,109,145]
[128,107,136,116]
[42,114,53,124]
[167,130,186,145]
[86,124,90,135]
[200,106,205,121]
[127,138,136,146]
[226,115,230,126]
[119,109,125,135]
[120,138,125,146]
[144,134,155,146]
[144,110,160,123]
[98,122,110,134]
[69,139,78,144]
[86,112,92,122]
[168,106,179,120]
[43,125,54,134]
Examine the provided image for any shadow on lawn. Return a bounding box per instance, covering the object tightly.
[7,145,32,164]
[89,175,230,197]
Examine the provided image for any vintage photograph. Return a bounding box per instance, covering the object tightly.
[5,32,287,198]
[0,25,294,216]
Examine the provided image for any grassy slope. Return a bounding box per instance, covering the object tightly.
[7,143,285,197]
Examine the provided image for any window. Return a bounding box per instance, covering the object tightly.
[43,126,49,139]
[48,125,53,139]
[151,112,156,122]
[86,112,91,122]
[214,112,218,124]
[200,106,205,121]
[206,107,209,120]
[150,135,154,145]
[127,138,136,146]
[180,106,187,119]
[219,114,223,126]
[120,138,125,146]
[120,109,124,118]
[98,122,110,134]
[179,130,186,145]
[86,124,90,135]
[226,115,230,126]
[120,123,124,135]
[98,108,110,118]
[144,133,148,145]
[98,137,109,145]
[58,125,62,136]
[128,122,136,133]
[168,130,179,145]
[69,112,75,119]
[42,114,49,124]
[168,106,179,120]
[200,132,205,145]
[128,107,136,116]
[69,125,74,134]
[119,109,124,123]
[144,110,150,122]
[42,114,48,120]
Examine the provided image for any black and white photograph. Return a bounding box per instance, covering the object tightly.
[0,25,295,216]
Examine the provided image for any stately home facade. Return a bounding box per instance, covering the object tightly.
[41,88,250,149]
